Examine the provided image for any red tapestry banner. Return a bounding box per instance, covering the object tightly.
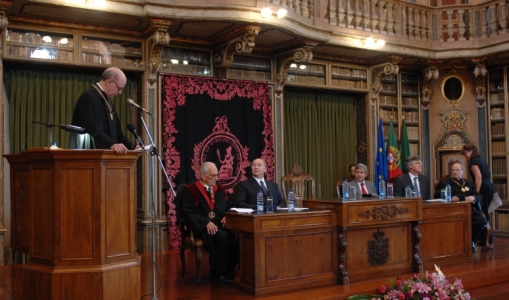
[162,74,273,249]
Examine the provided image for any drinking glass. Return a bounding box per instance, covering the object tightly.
[387,183,394,197]
[349,185,356,200]
[266,196,274,213]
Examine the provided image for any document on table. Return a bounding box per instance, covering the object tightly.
[230,208,255,213]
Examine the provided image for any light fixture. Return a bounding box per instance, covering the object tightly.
[261,7,272,18]
[362,37,386,48]
[183,60,189,65]
[277,8,287,18]
[290,63,297,68]
[299,65,307,70]
[59,38,68,45]
[42,36,52,43]
[170,59,179,64]
[261,7,287,18]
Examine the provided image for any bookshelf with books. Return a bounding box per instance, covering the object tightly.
[160,46,212,76]
[226,55,272,81]
[330,65,368,91]
[377,72,420,156]
[286,62,326,86]
[488,67,509,237]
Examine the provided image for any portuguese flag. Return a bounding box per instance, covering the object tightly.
[387,119,403,178]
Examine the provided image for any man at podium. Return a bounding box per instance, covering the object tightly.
[70,67,138,154]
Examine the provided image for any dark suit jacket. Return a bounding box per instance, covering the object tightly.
[235,177,285,209]
[393,173,432,200]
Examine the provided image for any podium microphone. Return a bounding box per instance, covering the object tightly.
[127,123,145,149]
[32,121,85,134]
[127,99,151,115]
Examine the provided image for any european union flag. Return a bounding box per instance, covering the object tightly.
[375,118,388,194]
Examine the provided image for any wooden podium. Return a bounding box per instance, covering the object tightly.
[4,148,141,300]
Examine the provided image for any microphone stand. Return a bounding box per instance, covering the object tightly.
[137,109,175,300]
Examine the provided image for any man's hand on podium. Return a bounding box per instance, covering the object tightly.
[110,143,129,154]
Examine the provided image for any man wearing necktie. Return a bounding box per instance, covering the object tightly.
[236,158,285,209]
[182,162,238,283]
[393,155,432,200]
[434,162,488,252]
[348,163,376,198]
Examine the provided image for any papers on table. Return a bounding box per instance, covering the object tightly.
[230,208,255,213]
[277,207,309,211]
[425,199,446,202]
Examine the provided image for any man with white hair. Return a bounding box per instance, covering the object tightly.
[182,162,237,283]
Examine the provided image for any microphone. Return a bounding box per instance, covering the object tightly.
[127,123,145,149]
[127,99,151,115]
[32,121,86,134]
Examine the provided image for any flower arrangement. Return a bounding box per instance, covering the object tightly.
[373,265,471,300]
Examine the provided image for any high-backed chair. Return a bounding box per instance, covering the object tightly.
[175,182,207,284]
[281,164,316,205]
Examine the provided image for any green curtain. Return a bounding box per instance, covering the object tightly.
[283,89,356,198]
[4,70,133,153]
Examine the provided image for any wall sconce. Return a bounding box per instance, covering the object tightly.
[261,7,287,18]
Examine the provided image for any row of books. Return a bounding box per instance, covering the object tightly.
[402,111,419,123]
[489,92,505,103]
[490,107,505,120]
[401,85,418,95]
[494,211,509,231]
[492,158,507,177]
[402,97,419,107]
[492,141,507,156]
[381,125,420,140]
[495,183,508,202]
[331,67,367,78]
[331,79,367,89]
[489,81,504,92]
[381,83,397,93]
[491,123,506,138]
[286,74,326,85]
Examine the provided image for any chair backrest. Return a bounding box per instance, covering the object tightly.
[174,182,200,244]
[281,164,316,205]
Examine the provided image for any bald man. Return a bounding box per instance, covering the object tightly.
[70,67,139,154]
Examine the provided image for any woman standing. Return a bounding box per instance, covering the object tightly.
[461,143,494,247]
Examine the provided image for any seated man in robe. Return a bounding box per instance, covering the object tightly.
[181,162,238,283]
[434,162,488,252]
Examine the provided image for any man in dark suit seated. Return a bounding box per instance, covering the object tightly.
[434,162,488,252]
[394,155,432,200]
[348,163,377,197]
[181,162,238,283]
[235,158,286,209]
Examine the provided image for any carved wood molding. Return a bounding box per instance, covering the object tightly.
[421,65,439,110]
[370,60,400,105]
[472,57,488,108]
[147,19,172,86]
[213,25,261,78]
[275,41,317,95]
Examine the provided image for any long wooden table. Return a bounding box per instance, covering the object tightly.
[304,197,423,284]
[226,209,337,296]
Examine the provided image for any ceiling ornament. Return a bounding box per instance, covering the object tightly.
[213,25,261,78]
[370,60,401,105]
[472,58,488,107]
[148,19,172,87]
[275,41,316,95]
[421,65,439,110]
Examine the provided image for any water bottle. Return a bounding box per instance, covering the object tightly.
[288,189,295,212]
[342,179,349,200]
[445,184,452,202]
[405,185,412,198]
[379,179,386,199]
[257,190,264,213]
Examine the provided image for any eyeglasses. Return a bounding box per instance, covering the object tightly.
[111,80,124,92]
[204,173,219,178]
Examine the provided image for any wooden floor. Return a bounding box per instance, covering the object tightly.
[1,238,509,299]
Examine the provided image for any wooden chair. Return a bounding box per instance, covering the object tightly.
[175,182,207,284]
[281,164,316,206]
